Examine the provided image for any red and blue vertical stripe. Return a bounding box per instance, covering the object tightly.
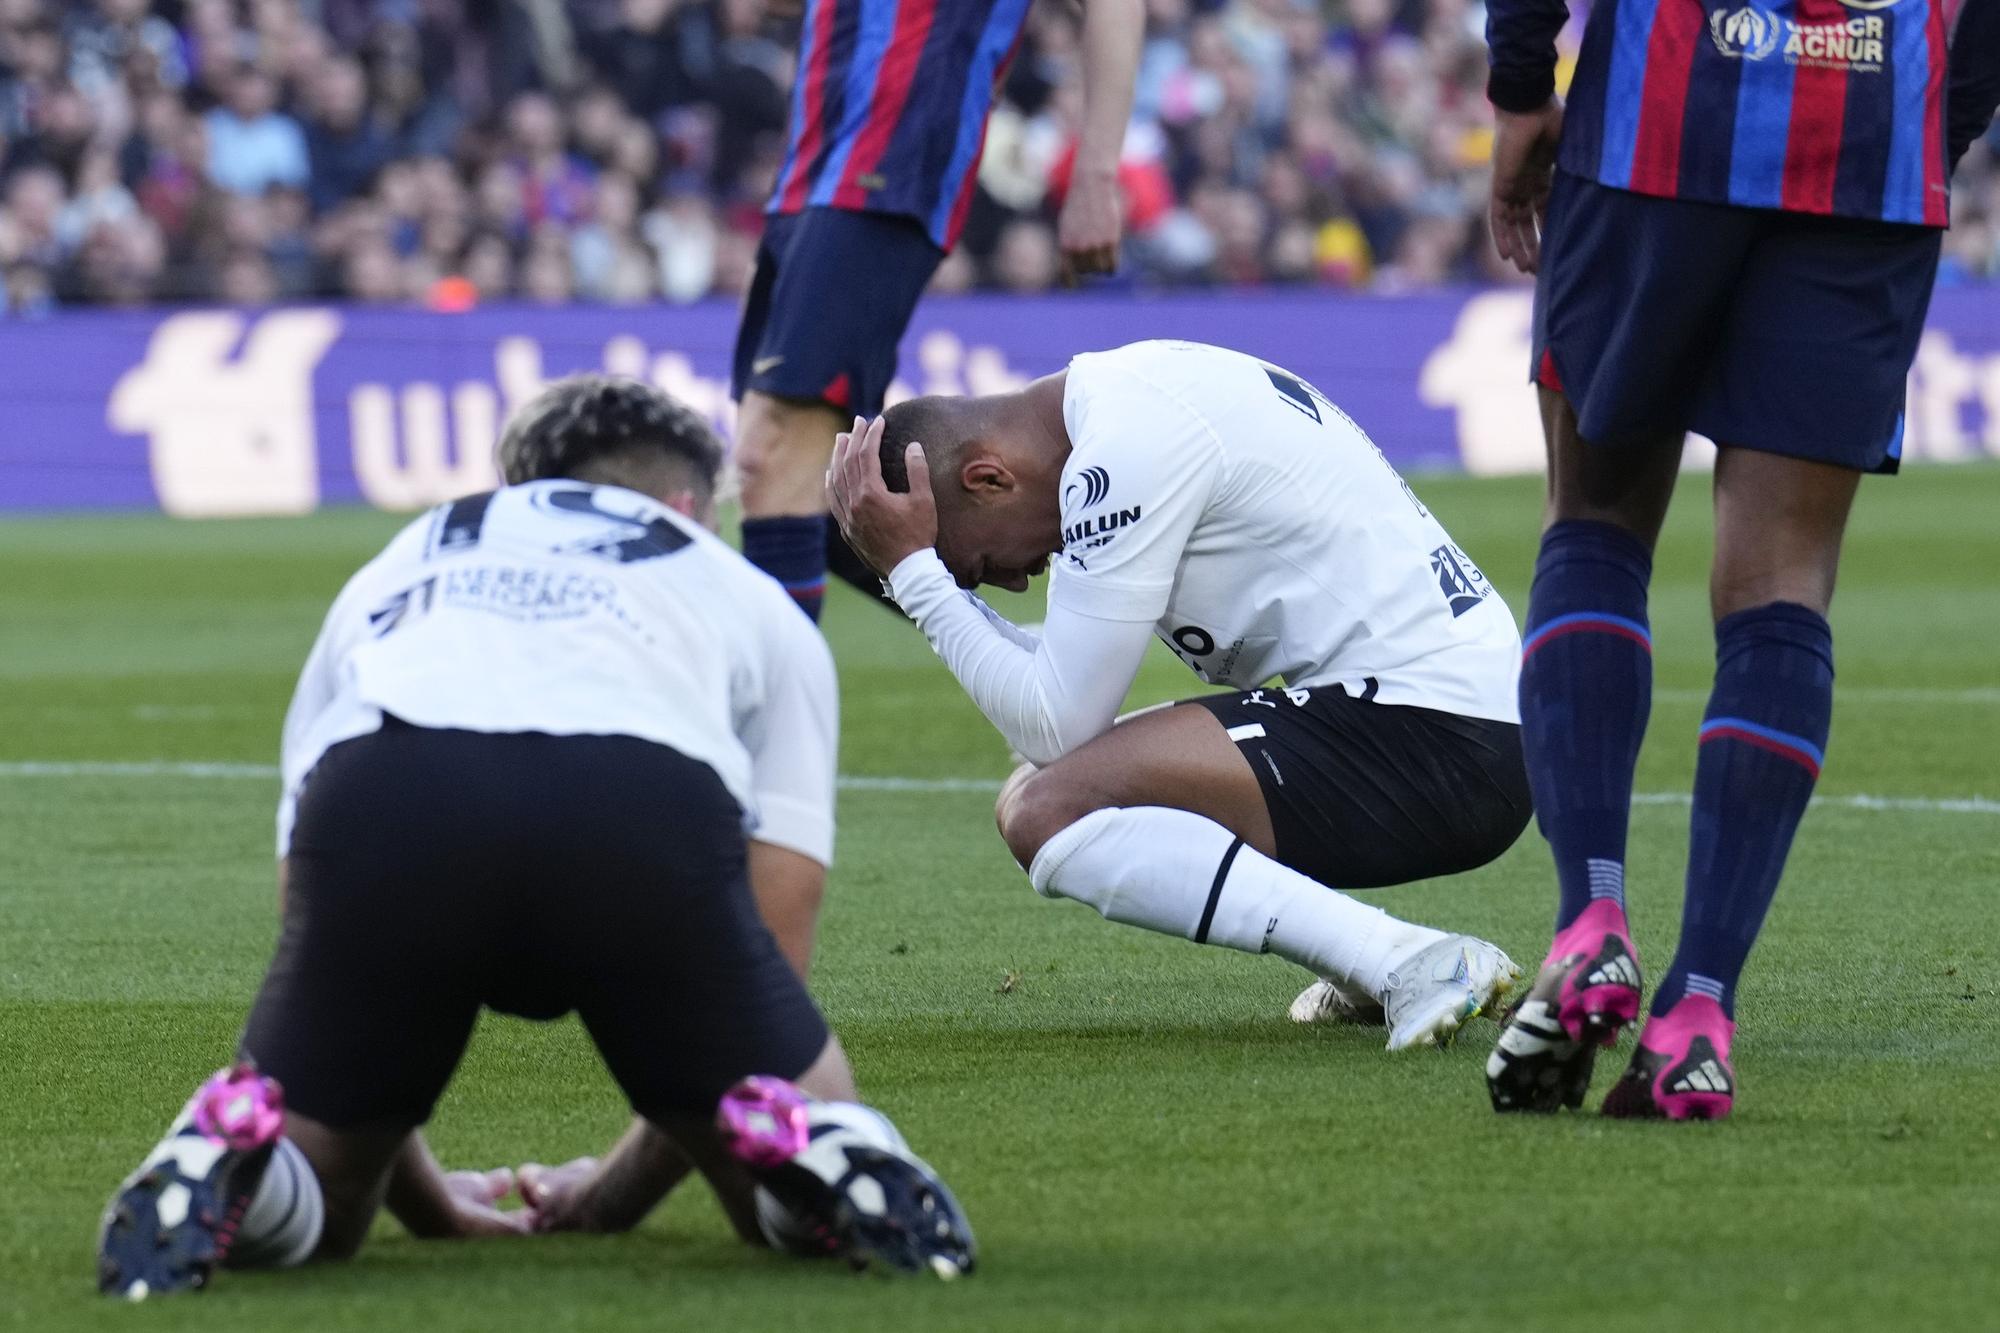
[770,0,1035,250]
[1563,0,1953,225]
[1699,716,1825,777]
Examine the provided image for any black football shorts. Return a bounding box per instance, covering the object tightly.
[1184,684,1532,890]
[240,718,828,1128]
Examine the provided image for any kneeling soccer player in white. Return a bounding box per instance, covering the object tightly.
[97,376,973,1299]
[829,340,1533,1051]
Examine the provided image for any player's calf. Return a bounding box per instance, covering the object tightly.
[98,1065,323,1299]
[735,392,851,621]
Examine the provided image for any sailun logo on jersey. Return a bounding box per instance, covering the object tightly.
[1062,467,1141,551]
[1065,466,1112,509]
[1064,504,1144,550]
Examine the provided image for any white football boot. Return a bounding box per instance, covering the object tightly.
[1381,935,1521,1052]
[1287,976,1386,1028]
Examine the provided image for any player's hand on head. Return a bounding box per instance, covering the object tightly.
[1488,99,1564,275]
[827,414,938,578]
[1057,170,1122,282]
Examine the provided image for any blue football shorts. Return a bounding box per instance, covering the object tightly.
[1532,170,1943,473]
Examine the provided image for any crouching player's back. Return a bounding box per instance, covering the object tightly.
[97,377,975,1300]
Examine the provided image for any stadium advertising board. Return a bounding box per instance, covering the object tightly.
[3,289,1996,515]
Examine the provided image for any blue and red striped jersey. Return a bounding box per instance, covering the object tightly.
[769,0,1035,251]
[1488,0,1999,226]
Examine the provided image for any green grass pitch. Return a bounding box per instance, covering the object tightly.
[3,467,1996,1332]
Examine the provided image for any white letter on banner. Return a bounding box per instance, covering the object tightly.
[1417,292,1545,476]
[349,379,501,509]
[109,310,342,517]
[1904,331,1976,462]
[1979,354,2000,458]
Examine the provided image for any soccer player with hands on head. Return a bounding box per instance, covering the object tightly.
[832,340,1534,1052]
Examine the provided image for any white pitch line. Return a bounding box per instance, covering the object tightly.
[834,775,1007,793]
[0,760,280,779]
[1,761,1996,815]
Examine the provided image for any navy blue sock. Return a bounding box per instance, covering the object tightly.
[1518,520,1655,932]
[742,515,829,622]
[1656,602,1833,1018]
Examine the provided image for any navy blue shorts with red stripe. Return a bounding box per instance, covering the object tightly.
[1532,170,1943,474]
[730,205,945,418]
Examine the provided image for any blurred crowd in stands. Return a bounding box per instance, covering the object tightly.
[0,0,1995,311]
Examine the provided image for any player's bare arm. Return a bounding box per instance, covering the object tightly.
[1482,0,1569,273]
[383,1133,527,1242]
[1058,0,1144,280]
[517,1035,862,1242]
[748,841,827,980]
[1488,99,1563,275]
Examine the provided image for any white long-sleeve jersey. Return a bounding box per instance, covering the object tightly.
[888,340,1521,767]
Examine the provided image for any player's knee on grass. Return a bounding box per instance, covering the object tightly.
[735,393,847,516]
[995,764,1101,869]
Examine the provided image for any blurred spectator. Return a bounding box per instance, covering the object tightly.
[204,64,307,196]
[303,57,393,215]
[0,0,1990,309]
[992,217,1061,293]
[583,0,694,119]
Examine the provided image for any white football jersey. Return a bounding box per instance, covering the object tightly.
[1053,341,1520,721]
[277,480,837,864]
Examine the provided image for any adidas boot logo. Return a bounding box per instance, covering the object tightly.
[1671,1059,1732,1095]
[1586,953,1640,990]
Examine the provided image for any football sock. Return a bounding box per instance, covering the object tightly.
[226,1136,324,1269]
[1656,602,1833,1019]
[1027,806,1446,998]
[1518,520,1655,932]
[742,515,829,622]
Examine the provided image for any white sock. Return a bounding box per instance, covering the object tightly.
[1028,807,1446,999]
[226,1136,324,1269]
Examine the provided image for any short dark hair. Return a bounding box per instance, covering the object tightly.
[879,395,982,494]
[498,375,723,497]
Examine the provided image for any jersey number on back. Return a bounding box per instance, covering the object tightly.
[375,487,695,638]
[426,487,695,564]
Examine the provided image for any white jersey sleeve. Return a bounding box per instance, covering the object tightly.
[1047,356,1224,623]
[887,549,1153,768]
[275,599,343,859]
[738,598,839,866]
